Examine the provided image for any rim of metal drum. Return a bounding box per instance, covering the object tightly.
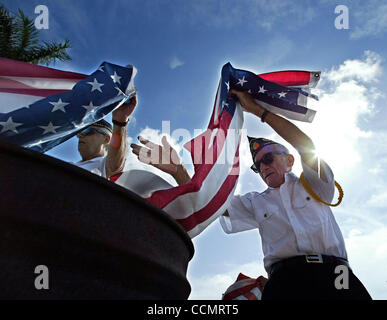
[0,140,194,260]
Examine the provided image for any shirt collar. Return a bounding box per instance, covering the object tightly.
[284,171,297,182]
[264,171,297,192]
[78,156,104,164]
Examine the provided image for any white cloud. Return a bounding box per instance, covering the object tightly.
[169,56,184,70]
[367,192,387,208]
[345,227,387,299]
[325,51,383,83]
[295,51,383,175]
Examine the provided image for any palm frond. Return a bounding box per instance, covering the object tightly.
[0,3,71,65]
[14,8,39,59]
[0,3,15,57]
[27,39,71,65]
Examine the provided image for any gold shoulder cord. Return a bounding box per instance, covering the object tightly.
[299,172,344,207]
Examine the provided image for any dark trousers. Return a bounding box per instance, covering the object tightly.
[261,261,372,300]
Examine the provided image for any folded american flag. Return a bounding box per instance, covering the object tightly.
[144,63,320,238]
[0,57,137,152]
[222,273,265,300]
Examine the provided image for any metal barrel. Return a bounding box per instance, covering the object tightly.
[0,141,194,299]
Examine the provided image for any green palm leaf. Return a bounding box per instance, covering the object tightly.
[0,3,71,65]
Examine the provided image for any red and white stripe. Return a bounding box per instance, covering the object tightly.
[257,70,320,123]
[0,57,86,112]
[259,70,320,88]
[145,87,243,238]
[222,273,265,300]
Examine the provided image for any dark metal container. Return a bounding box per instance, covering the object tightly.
[0,141,194,299]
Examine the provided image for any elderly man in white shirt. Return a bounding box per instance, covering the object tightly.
[131,89,371,300]
[218,89,371,300]
[74,96,137,180]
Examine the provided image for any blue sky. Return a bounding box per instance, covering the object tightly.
[3,0,387,299]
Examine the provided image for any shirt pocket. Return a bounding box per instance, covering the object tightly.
[292,186,313,209]
[255,205,286,243]
[292,183,328,226]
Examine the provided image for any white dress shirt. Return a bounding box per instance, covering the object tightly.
[72,158,176,199]
[72,156,107,178]
[220,158,348,273]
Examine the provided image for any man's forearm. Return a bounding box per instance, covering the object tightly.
[243,97,325,177]
[263,112,315,151]
[246,100,315,151]
[106,125,127,178]
[106,97,137,178]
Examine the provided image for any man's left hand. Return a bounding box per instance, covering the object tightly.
[112,95,138,123]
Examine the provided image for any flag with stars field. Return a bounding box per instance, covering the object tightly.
[0,58,320,239]
[227,62,320,122]
[0,57,136,152]
[142,62,320,238]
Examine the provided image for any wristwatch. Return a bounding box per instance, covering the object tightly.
[112,119,128,127]
[261,110,270,123]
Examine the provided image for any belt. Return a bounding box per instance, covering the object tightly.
[269,254,350,278]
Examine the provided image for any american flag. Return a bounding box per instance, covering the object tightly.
[143,63,320,238]
[0,57,137,152]
[226,62,320,122]
[0,59,319,238]
[222,273,265,300]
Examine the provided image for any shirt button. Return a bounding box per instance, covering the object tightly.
[264,213,268,218]
[306,197,311,201]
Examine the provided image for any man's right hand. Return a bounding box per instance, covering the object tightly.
[112,95,138,123]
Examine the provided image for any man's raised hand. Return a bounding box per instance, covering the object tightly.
[130,135,181,176]
[112,95,138,123]
[130,136,191,185]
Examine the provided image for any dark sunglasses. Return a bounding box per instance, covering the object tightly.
[78,127,105,137]
[251,152,285,173]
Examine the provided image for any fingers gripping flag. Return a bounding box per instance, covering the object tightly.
[144,63,320,238]
[0,57,137,152]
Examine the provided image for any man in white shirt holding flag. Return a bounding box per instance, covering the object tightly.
[74,96,137,180]
[219,89,371,300]
[132,89,371,300]
[0,57,138,181]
